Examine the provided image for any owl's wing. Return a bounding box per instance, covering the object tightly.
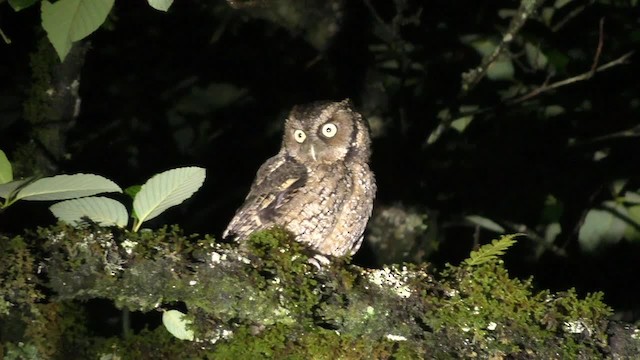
[223,154,307,240]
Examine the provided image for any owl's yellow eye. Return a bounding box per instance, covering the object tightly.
[321,123,337,138]
[294,129,306,143]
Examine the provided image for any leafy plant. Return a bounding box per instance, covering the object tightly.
[0,150,122,209]
[464,234,518,267]
[162,309,194,341]
[0,149,205,231]
[50,166,206,231]
[578,180,640,252]
[5,0,175,61]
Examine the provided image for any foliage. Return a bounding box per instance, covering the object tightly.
[1,0,640,357]
[131,167,206,231]
[577,183,640,252]
[41,0,115,61]
[161,310,195,341]
[0,152,205,232]
[0,170,122,209]
[426,236,614,358]
[2,228,628,358]
[0,235,42,315]
[5,0,174,61]
[464,234,518,267]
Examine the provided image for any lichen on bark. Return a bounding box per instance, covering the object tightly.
[0,225,638,359]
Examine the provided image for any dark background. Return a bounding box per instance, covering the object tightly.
[1,0,639,320]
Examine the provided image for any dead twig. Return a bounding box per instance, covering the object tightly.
[506,51,633,105]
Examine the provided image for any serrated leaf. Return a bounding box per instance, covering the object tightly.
[14,173,122,201]
[465,215,505,233]
[133,167,206,231]
[9,0,38,11]
[50,196,128,227]
[162,310,194,341]
[0,150,12,184]
[0,178,33,200]
[41,0,115,62]
[148,0,174,12]
[578,203,627,252]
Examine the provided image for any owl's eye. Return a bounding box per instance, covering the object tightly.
[321,123,338,138]
[294,129,306,143]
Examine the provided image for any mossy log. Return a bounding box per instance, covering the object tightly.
[1,225,638,359]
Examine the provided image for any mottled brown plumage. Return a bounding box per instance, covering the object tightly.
[223,99,376,257]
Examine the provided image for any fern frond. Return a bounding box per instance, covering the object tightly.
[464,234,519,267]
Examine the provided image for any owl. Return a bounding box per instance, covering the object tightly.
[223,99,376,258]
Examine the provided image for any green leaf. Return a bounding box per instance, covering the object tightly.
[0,178,33,200]
[540,194,563,223]
[544,222,562,243]
[610,179,628,197]
[41,0,115,62]
[623,205,640,241]
[0,150,12,184]
[133,167,206,231]
[50,196,128,228]
[460,36,514,81]
[578,202,627,252]
[162,310,194,341]
[124,185,142,200]
[622,190,640,205]
[543,105,565,117]
[464,234,518,267]
[546,48,570,74]
[14,173,122,201]
[9,0,38,12]
[450,115,473,132]
[525,42,548,70]
[147,0,174,12]
[486,59,514,81]
[9,0,37,12]
[465,215,505,233]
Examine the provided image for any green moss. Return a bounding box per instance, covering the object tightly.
[96,326,199,360]
[15,36,58,178]
[424,248,613,358]
[0,235,42,315]
[209,323,420,360]
[245,228,320,323]
[23,37,56,128]
[4,226,625,358]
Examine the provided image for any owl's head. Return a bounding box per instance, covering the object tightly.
[283,99,371,164]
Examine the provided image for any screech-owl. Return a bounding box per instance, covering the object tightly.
[223,99,376,258]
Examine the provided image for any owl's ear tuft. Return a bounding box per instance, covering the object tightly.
[339,98,354,108]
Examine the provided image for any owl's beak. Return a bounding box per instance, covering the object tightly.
[310,145,317,161]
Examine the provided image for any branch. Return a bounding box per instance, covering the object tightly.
[460,0,546,95]
[507,19,633,105]
[1,225,637,358]
[427,0,545,146]
[506,51,633,105]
